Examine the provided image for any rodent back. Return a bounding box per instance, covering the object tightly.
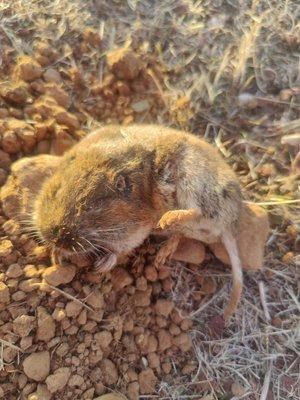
[73,124,243,226]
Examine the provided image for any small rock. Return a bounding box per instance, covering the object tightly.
[83,388,95,399]
[172,332,192,351]
[127,382,139,400]
[3,347,18,363]
[1,131,21,153]
[0,239,13,257]
[43,264,76,286]
[19,278,40,292]
[133,288,152,307]
[131,100,150,113]
[94,395,127,400]
[33,384,52,400]
[14,56,43,81]
[147,352,160,369]
[83,28,102,46]
[77,309,87,325]
[182,363,197,375]
[13,314,36,337]
[43,68,62,83]
[107,48,142,80]
[94,331,113,350]
[100,359,118,385]
[161,362,172,374]
[158,329,172,351]
[23,351,50,381]
[144,265,158,282]
[154,299,174,317]
[136,276,147,291]
[0,168,7,186]
[20,336,33,350]
[111,267,133,290]
[0,282,10,303]
[172,238,205,264]
[68,374,85,387]
[65,301,83,318]
[138,368,157,395]
[86,290,104,309]
[45,367,71,393]
[6,263,23,278]
[36,307,56,342]
[0,149,11,169]
[45,83,70,108]
[147,335,158,353]
[0,82,29,105]
[54,109,80,130]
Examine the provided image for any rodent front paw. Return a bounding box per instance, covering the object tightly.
[157,209,200,230]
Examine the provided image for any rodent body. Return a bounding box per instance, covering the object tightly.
[33,124,244,319]
[73,124,242,234]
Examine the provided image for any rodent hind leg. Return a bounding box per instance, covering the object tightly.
[154,233,181,269]
[221,231,243,322]
[157,209,201,230]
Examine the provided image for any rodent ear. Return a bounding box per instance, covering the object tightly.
[115,174,132,195]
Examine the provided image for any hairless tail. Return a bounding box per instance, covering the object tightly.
[221,231,243,322]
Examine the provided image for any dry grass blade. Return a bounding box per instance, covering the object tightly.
[0,338,23,353]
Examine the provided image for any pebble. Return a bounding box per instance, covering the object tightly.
[144,265,158,282]
[68,374,85,387]
[14,56,43,81]
[45,367,71,393]
[6,263,23,278]
[0,239,13,257]
[86,290,104,309]
[138,368,157,395]
[172,332,192,351]
[65,300,83,318]
[107,48,142,80]
[43,264,76,286]
[100,359,118,385]
[43,68,62,83]
[36,307,56,342]
[0,282,10,303]
[154,299,174,317]
[111,267,133,290]
[13,314,36,337]
[158,329,172,351]
[94,331,113,350]
[23,351,50,381]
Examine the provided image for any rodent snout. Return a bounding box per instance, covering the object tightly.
[50,225,77,249]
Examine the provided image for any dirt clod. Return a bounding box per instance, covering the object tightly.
[14,56,43,82]
[45,367,71,393]
[138,368,157,395]
[42,264,76,286]
[100,359,119,385]
[0,282,10,303]
[23,351,50,382]
[107,48,142,80]
[155,299,174,317]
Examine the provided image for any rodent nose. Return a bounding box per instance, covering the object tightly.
[52,226,75,248]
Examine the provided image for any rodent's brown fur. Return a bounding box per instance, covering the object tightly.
[33,124,244,320]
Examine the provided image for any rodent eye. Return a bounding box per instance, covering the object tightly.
[115,174,132,195]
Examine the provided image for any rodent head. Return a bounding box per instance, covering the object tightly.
[33,144,161,267]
